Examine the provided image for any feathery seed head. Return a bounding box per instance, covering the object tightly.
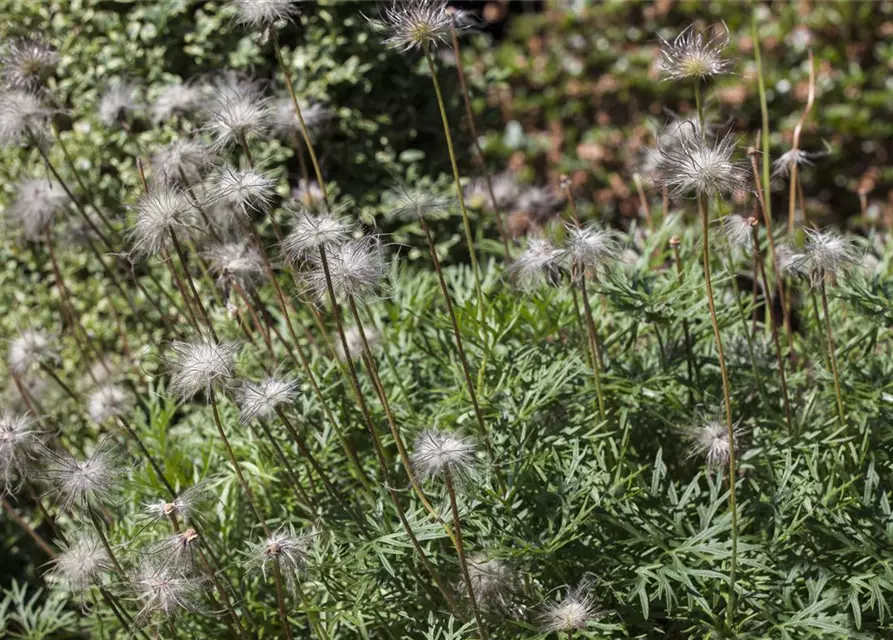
[799,228,858,287]
[129,184,197,257]
[145,484,209,523]
[150,140,214,185]
[236,377,299,423]
[232,0,299,30]
[208,165,277,216]
[776,243,805,279]
[204,241,266,293]
[0,89,51,147]
[205,77,270,149]
[98,79,142,126]
[771,148,828,180]
[8,328,58,374]
[658,23,732,81]
[246,525,317,593]
[509,237,565,290]
[721,214,756,249]
[44,439,122,509]
[370,0,464,53]
[688,417,743,468]
[167,340,241,399]
[653,126,749,197]
[540,584,599,633]
[282,208,351,263]
[465,171,521,212]
[271,96,332,140]
[87,384,133,425]
[134,562,203,621]
[467,554,515,608]
[0,410,40,492]
[389,183,454,223]
[306,235,388,302]
[334,325,380,363]
[48,535,111,591]
[6,177,69,240]
[566,224,622,279]
[410,429,476,482]
[150,82,205,124]
[2,38,58,90]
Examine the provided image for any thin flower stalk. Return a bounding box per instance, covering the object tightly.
[86,505,127,580]
[785,50,815,235]
[449,22,510,259]
[169,230,217,341]
[423,48,484,308]
[271,555,296,640]
[752,223,794,433]
[114,414,176,498]
[1,497,55,557]
[819,282,846,427]
[670,236,701,402]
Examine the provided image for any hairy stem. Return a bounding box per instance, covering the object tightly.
[819,281,846,428]
[445,471,488,640]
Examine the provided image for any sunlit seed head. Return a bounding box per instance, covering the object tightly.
[145,484,208,523]
[721,214,756,249]
[0,410,40,492]
[207,165,277,216]
[271,96,332,140]
[236,377,299,423]
[245,525,317,593]
[232,0,299,30]
[305,235,388,303]
[387,182,454,223]
[334,325,380,363]
[658,23,732,81]
[6,177,69,241]
[281,208,352,264]
[8,328,59,374]
[43,438,122,510]
[410,429,476,482]
[0,89,52,147]
[688,417,743,468]
[509,237,565,290]
[150,140,214,186]
[799,228,858,287]
[98,79,142,127]
[48,534,111,591]
[167,340,240,399]
[134,561,203,622]
[204,76,270,149]
[467,553,514,608]
[204,241,266,293]
[369,0,465,53]
[1,38,58,90]
[653,126,749,197]
[566,224,622,279]
[150,82,204,124]
[129,185,197,257]
[771,148,828,180]
[86,384,133,425]
[540,584,599,633]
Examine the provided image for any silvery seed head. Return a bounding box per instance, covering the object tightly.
[1,38,58,91]
[798,228,858,288]
[271,96,332,140]
[207,165,277,216]
[388,183,454,223]
[658,23,732,81]
[464,171,521,212]
[232,0,299,30]
[687,417,742,468]
[235,377,299,423]
[167,340,241,399]
[98,79,142,127]
[150,82,205,124]
[566,224,622,279]
[48,534,111,591]
[721,214,755,250]
[145,484,209,524]
[775,242,805,279]
[410,429,475,482]
[653,126,749,197]
[0,89,51,147]
[540,584,599,633]
[6,177,69,240]
[771,148,828,180]
[334,325,380,363]
[129,184,197,257]
[369,0,466,53]
[87,384,133,425]
[43,438,122,509]
[204,76,270,149]
[134,561,203,622]
[305,235,388,303]
[281,208,352,264]
[0,410,40,492]
[8,328,59,374]
[509,238,566,290]
[163,527,202,565]
[245,525,317,593]
[150,140,214,186]
[204,241,266,293]
[467,554,515,609]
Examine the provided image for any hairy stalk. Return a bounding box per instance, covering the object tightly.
[444,470,488,640]
[449,22,510,259]
[752,224,794,434]
[569,284,593,369]
[786,50,816,235]
[1,497,55,557]
[418,214,495,462]
[671,237,701,401]
[115,414,176,498]
[233,281,273,353]
[819,282,846,427]
[162,248,204,335]
[271,556,296,640]
[169,230,217,341]
[274,35,328,207]
[209,390,270,536]
[423,47,483,308]
[87,505,127,580]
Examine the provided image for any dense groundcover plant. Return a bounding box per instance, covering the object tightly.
[2,0,893,638]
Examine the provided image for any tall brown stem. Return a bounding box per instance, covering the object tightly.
[819,281,846,427]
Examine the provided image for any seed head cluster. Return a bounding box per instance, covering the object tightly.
[167,339,241,399]
[658,23,732,81]
[652,127,749,197]
[370,0,465,54]
[236,377,299,422]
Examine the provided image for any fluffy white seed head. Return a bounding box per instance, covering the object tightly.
[410,429,475,482]
[509,238,566,290]
[282,209,352,263]
[334,325,380,363]
[1,38,59,90]
[658,23,732,81]
[150,82,205,124]
[167,340,241,399]
[775,243,805,279]
[134,561,203,622]
[688,418,743,468]
[721,214,756,250]
[44,439,122,509]
[48,535,111,591]
[369,0,466,53]
[129,185,197,257]
[245,525,317,593]
[0,410,40,492]
[467,554,515,608]
[0,89,51,147]
[204,241,266,293]
[207,165,277,216]
[566,224,622,279]
[6,177,69,240]
[653,127,749,197]
[145,484,209,523]
[8,328,58,374]
[204,77,270,149]
[305,236,388,303]
[465,171,521,212]
[150,140,214,186]
[87,384,133,425]
[271,96,332,140]
[236,377,299,423]
[799,228,858,287]
[540,585,599,633]
[232,0,299,30]
[388,183,454,222]
[771,148,827,180]
[98,79,142,126]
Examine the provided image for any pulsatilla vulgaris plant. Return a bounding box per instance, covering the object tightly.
[2,3,892,640]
